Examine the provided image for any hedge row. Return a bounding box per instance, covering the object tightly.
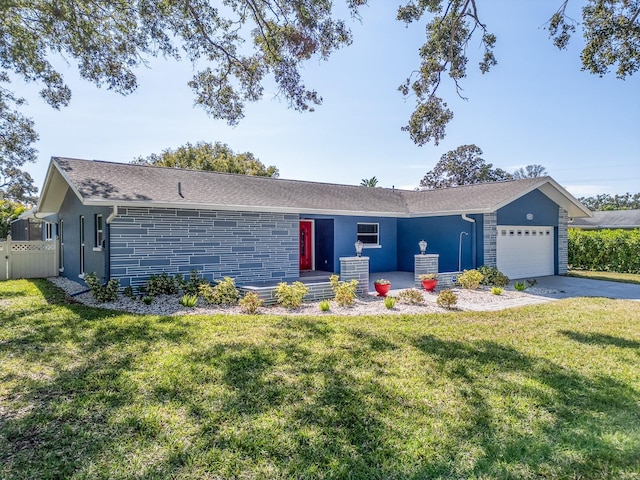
[568,228,640,274]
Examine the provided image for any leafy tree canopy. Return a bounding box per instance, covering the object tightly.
[419,144,512,189]
[0,200,28,239]
[2,0,638,191]
[513,164,548,179]
[360,176,379,187]
[578,192,640,211]
[133,141,279,177]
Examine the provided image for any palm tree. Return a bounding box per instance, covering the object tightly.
[360,176,379,187]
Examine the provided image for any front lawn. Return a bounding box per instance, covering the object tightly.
[568,269,640,285]
[1,279,639,479]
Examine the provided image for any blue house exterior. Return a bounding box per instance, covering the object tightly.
[34,157,591,288]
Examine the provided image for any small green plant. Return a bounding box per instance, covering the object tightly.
[384,296,396,309]
[491,287,503,295]
[319,299,331,312]
[396,289,424,304]
[457,269,484,290]
[478,265,510,287]
[436,289,458,309]
[329,274,358,307]
[373,278,391,285]
[122,285,135,299]
[145,272,179,296]
[180,294,198,308]
[514,282,527,291]
[418,273,438,280]
[275,281,309,309]
[199,277,240,305]
[143,296,154,305]
[84,272,120,303]
[177,269,210,295]
[239,292,263,314]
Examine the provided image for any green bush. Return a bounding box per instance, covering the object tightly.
[199,277,240,305]
[319,300,331,312]
[457,269,484,290]
[436,289,458,309]
[239,292,264,314]
[478,266,509,287]
[145,272,179,296]
[329,274,358,307]
[143,296,153,305]
[122,285,135,299]
[275,281,309,309]
[396,289,424,304]
[384,296,396,309]
[177,269,210,295]
[568,228,640,274]
[84,272,120,303]
[180,294,198,308]
[491,287,503,295]
[514,282,527,291]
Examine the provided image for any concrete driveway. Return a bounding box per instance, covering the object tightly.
[527,276,640,301]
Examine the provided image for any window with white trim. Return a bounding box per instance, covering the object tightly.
[79,215,85,277]
[45,222,53,240]
[94,214,104,249]
[357,222,379,246]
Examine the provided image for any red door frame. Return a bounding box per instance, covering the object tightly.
[299,220,314,271]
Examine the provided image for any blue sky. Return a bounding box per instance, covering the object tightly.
[14,2,640,198]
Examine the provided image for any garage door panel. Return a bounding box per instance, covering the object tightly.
[496,226,554,279]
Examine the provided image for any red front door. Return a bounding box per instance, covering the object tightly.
[299,221,313,270]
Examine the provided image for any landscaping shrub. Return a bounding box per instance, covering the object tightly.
[180,294,198,308]
[514,282,527,291]
[436,289,457,309]
[145,273,179,296]
[177,269,210,296]
[318,299,331,312]
[396,289,424,304]
[491,287,503,295]
[199,277,240,305]
[275,281,309,309]
[384,296,396,309]
[478,265,509,287]
[84,272,120,303]
[568,228,640,274]
[239,292,263,314]
[329,274,358,307]
[457,269,484,290]
[122,286,135,299]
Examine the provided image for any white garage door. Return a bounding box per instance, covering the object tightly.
[496,226,554,279]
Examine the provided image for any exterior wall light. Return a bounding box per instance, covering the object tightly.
[355,240,364,257]
[526,213,534,220]
[419,239,427,255]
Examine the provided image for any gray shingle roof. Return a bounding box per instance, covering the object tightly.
[570,209,640,229]
[46,157,588,217]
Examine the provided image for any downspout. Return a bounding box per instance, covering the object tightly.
[461,214,477,269]
[105,206,119,281]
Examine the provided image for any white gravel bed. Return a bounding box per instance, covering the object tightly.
[48,277,557,316]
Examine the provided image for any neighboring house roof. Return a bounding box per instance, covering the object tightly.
[37,157,592,218]
[570,209,640,229]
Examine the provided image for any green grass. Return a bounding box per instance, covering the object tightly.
[1,279,640,479]
[568,269,640,285]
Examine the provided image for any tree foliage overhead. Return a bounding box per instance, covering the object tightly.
[360,176,379,187]
[578,192,640,211]
[133,141,279,177]
[513,164,548,179]
[0,200,27,239]
[1,0,639,189]
[419,144,512,189]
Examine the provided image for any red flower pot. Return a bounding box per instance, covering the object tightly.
[421,279,438,291]
[374,283,391,296]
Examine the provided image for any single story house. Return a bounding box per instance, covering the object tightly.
[34,157,591,287]
[569,209,640,230]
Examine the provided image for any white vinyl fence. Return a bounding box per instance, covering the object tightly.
[0,235,59,281]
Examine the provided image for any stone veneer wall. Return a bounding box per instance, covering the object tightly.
[339,256,369,295]
[558,207,568,275]
[483,212,497,267]
[414,254,439,288]
[109,207,299,288]
[239,282,334,306]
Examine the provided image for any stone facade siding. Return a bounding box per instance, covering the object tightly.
[436,271,461,288]
[483,212,497,267]
[239,282,334,306]
[558,207,568,275]
[339,256,369,295]
[109,207,299,287]
[414,254,439,288]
